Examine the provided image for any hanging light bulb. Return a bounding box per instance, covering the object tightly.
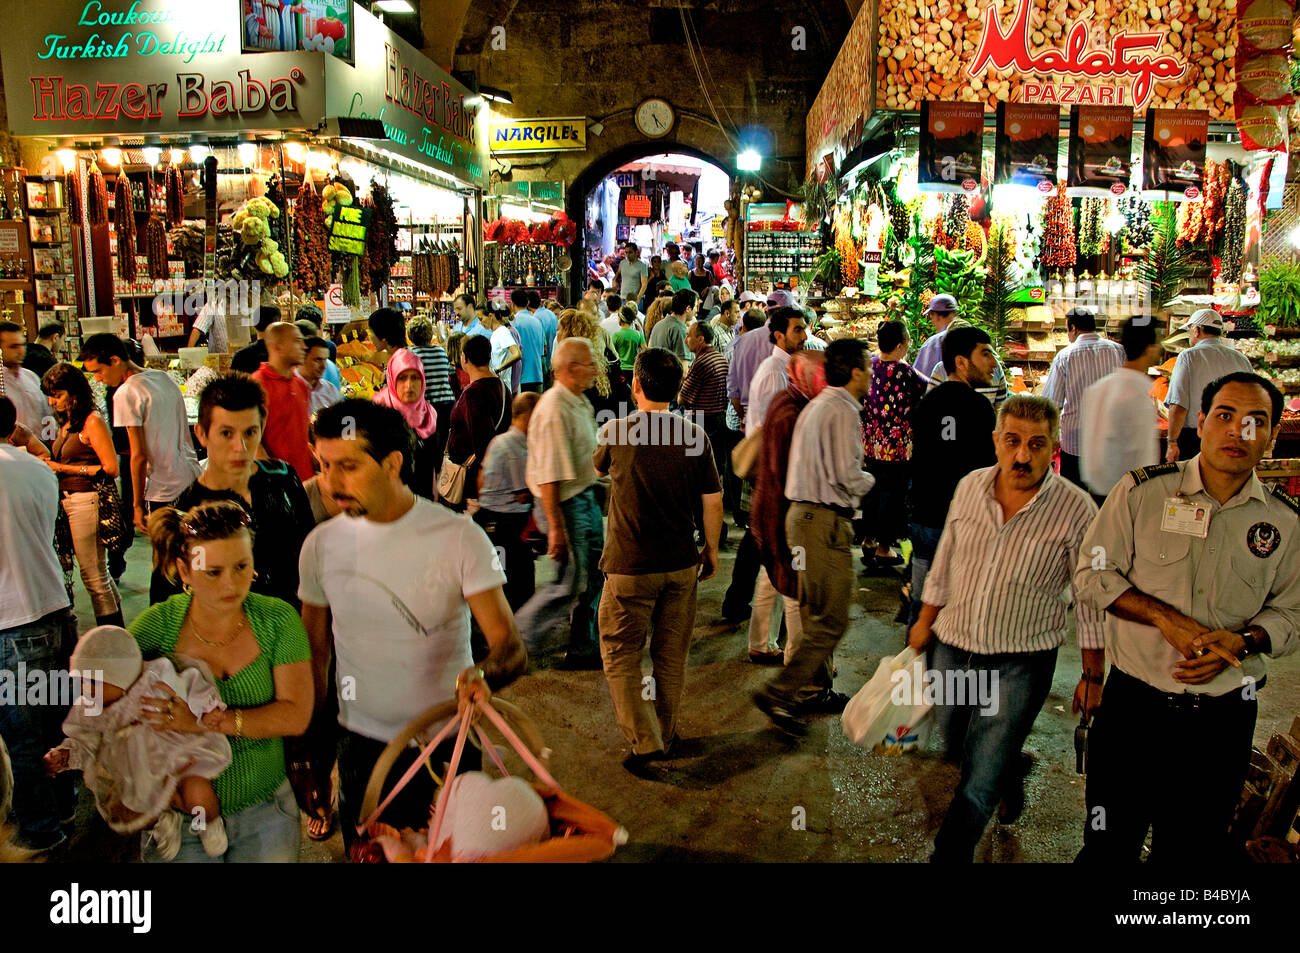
[283,141,306,164]
[100,145,122,166]
[169,147,184,165]
[189,142,209,162]
[142,146,161,166]
[238,142,257,167]
[56,147,77,172]
[1105,206,1127,234]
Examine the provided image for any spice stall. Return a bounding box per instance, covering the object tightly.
[803,0,1296,404]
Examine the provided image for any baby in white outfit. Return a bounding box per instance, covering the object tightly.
[44,626,233,859]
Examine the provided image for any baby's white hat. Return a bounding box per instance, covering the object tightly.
[70,625,142,691]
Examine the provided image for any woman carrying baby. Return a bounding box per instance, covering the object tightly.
[132,499,314,862]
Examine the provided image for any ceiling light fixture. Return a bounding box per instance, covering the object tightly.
[374,0,415,12]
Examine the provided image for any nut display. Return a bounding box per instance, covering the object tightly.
[875,0,1238,119]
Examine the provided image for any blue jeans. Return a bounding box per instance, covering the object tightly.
[907,523,944,627]
[0,609,75,846]
[515,487,603,657]
[929,639,1058,862]
[142,779,300,863]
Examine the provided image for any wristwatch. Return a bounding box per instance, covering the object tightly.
[1238,627,1264,657]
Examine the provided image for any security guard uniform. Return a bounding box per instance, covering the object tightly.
[1073,457,1300,862]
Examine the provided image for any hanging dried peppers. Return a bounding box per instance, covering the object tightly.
[165,168,183,227]
[366,181,400,290]
[1041,183,1076,269]
[294,180,330,296]
[1221,175,1248,283]
[143,216,169,280]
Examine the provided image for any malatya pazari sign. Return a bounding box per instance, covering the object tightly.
[876,0,1235,119]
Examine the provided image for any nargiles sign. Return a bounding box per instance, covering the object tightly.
[967,0,1187,109]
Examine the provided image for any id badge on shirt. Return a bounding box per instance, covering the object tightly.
[1161,497,1210,538]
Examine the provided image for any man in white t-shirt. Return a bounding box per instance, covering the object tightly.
[0,322,51,437]
[79,333,201,531]
[0,395,76,852]
[300,398,526,849]
[482,303,522,394]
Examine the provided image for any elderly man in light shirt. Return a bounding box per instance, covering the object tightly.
[745,307,807,437]
[515,337,604,670]
[1079,316,1163,506]
[753,338,875,735]
[910,395,1105,863]
[1165,308,1252,462]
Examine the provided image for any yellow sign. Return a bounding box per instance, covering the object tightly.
[711,218,725,238]
[490,117,587,154]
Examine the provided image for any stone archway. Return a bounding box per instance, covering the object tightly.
[565,140,732,300]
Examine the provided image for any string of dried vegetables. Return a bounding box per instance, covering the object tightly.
[165,168,183,227]
[1041,182,1076,268]
[143,216,169,280]
[293,180,330,296]
[87,166,108,226]
[366,181,400,290]
[1221,175,1248,283]
[343,256,361,307]
[113,175,137,281]
[1078,198,1105,258]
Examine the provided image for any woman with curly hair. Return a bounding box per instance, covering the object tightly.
[557,308,631,418]
[41,362,123,626]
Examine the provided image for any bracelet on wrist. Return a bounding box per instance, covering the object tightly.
[1082,673,1105,684]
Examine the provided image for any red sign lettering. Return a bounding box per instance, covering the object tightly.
[968,0,1184,109]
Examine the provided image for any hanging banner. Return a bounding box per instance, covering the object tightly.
[994,102,1059,190]
[1142,108,1209,200]
[918,101,985,194]
[1066,106,1134,198]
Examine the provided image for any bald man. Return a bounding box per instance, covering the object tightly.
[252,322,314,480]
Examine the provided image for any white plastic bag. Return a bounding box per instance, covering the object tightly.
[841,647,932,753]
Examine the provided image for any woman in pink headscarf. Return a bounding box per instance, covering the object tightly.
[745,350,828,678]
[373,348,439,500]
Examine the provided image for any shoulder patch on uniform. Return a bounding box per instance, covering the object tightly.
[257,459,292,477]
[1267,482,1300,517]
[1129,462,1180,485]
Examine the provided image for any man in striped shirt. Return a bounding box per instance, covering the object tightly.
[909,395,1105,862]
[679,321,730,492]
[1041,307,1125,488]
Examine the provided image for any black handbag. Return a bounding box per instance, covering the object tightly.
[95,474,131,553]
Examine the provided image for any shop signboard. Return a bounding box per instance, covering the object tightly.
[994,102,1059,189]
[0,1,325,135]
[1066,105,1134,198]
[624,194,651,218]
[240,0,351,63]
[327,203,370,255]
[489,117,587,154]
[324,4,488,189]
[872,0,1233,118]
[918,101,984,194]
[1142,108,1209,200]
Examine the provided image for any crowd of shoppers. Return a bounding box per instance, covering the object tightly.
[0,281,1295,873]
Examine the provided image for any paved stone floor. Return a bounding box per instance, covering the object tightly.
[54,525,1300,863]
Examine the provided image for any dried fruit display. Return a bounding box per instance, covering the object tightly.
[113,175,136,281]
[1117,195,1153,248]
[1041,182,1076,269]
[294,181,330,297]
[943,194,970,245]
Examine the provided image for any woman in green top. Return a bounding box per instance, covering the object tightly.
[131,500,313,863]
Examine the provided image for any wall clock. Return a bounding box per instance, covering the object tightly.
[635,98,675,139]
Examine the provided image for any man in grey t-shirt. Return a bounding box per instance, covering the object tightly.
[617,241,649,303]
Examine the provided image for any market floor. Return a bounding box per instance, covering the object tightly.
[56,527,1300,864]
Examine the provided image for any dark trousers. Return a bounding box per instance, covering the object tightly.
[720,426,744,519]
[1176,428,1201,461]
[721,526,762,619]
[859,459,911,547]
[1078,667,1256,864]
[474,508,536,610]
[1058,451,1087,490]
[432,400,454,473]
[338,727,481,852]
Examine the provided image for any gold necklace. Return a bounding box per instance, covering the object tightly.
[188,610,244,648]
